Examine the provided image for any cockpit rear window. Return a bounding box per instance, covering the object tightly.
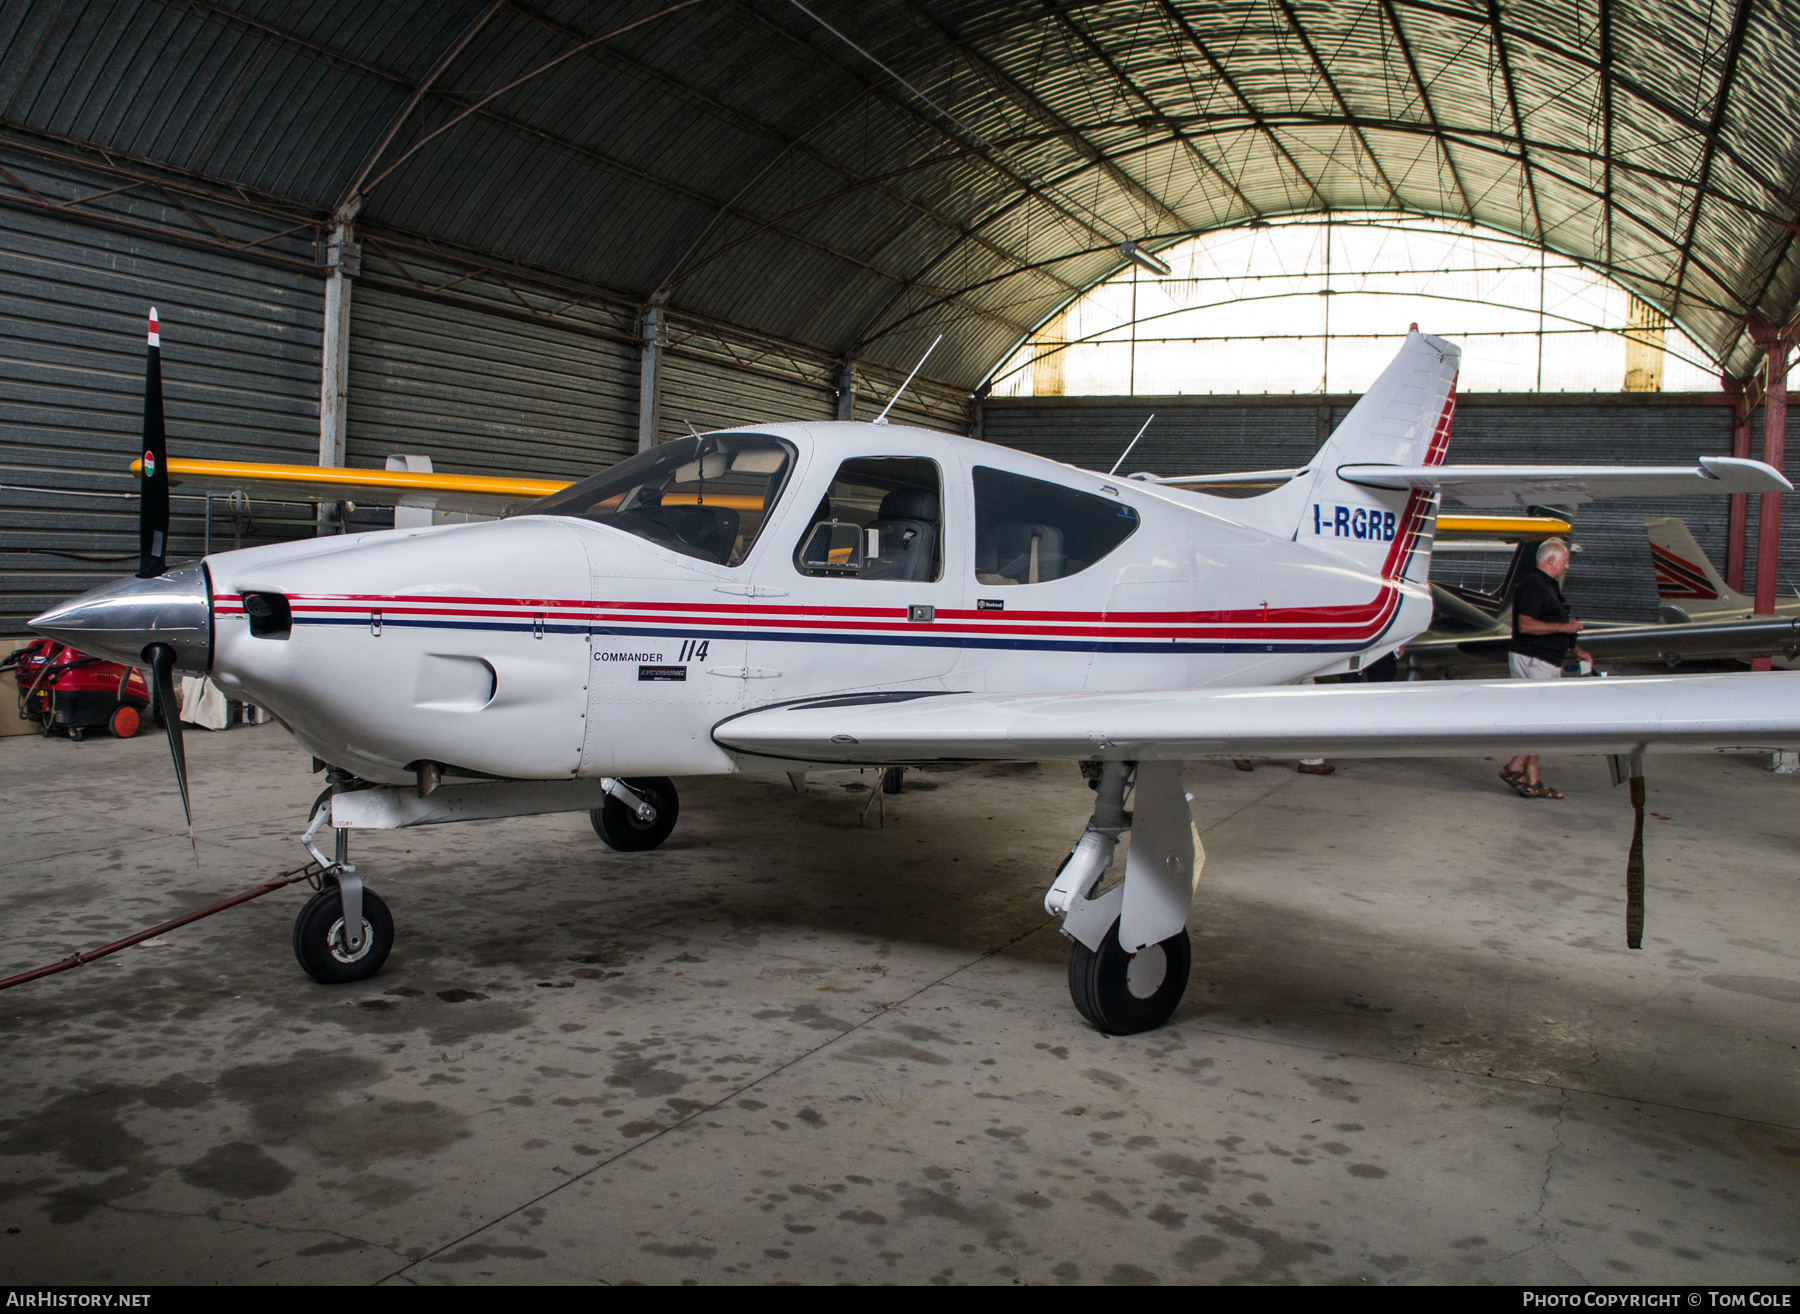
[527,433,796,567]
[973,466,1139,585]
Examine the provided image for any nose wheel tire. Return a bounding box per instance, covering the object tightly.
[1068,917,1192,1035]
[590,776,679,852]
[293,884,393,984]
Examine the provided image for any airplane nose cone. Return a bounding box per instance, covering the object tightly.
[30,565,212,671]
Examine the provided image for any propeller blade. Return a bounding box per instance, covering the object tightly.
[1625,775,1645,949]
[147,643,191,826]
[138,308,169,580]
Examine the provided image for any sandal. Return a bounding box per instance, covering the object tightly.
[1517,780,1563,799]
[1499,767,1526,789]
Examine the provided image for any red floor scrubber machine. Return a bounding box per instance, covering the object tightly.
[3,639,156,741]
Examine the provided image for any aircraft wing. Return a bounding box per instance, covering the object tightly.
[1407,616,1800,666]
[1433,514,1570,541]
[1337,455,1790,507]
[134,458,567,516]
[713,672,1800,765]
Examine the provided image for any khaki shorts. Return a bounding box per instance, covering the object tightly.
[1509,652,1563,680]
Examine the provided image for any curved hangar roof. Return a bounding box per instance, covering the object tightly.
[4,0,1798,387]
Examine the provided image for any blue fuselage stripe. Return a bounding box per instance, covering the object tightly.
[292,614,1379,655]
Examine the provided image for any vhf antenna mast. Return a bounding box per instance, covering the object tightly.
[873,335,944,426]
[1107,414,1156,476]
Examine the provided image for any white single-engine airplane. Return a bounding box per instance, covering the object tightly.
[31,315,1800,1034]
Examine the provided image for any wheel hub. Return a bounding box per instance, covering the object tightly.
[327,916,374,964]
[1125,943,1168,999]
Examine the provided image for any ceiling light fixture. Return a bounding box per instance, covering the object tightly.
[1119,241,1172,277]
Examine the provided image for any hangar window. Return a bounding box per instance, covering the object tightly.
[973,467,1138,586]
[990,216,1722,396]
[528,433,795,567]
[794,457,943,582]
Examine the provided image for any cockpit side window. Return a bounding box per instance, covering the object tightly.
[793,457,943,582]
[526,433,796,567]
[972,466,1139,585]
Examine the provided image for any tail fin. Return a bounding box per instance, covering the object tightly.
[1240,330,1460,583]
[1646,515,1746,611]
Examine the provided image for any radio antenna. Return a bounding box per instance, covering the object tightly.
[1107,414,1156,476]
[873,334,943,426]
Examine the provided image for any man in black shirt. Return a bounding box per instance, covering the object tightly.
[1501,538,1591,798]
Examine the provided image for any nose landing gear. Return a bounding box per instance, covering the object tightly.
[292,783,393,984]
[1048,760,1201,1035]
[293,879,393,984]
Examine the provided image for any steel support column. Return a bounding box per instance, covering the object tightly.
[1726,383,1751,591]
[835,357,857,421]
[637,303,664,453]
[1751,332,1789,669]
[317,222,359,526]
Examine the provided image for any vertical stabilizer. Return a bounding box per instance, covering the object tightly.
[1236,330,1460,584]
[1646,515,1747,613]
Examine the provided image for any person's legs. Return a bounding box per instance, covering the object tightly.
[1505,653,1561,793]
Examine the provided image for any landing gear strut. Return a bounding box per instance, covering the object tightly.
[292,782,393,984]
[1046,761,1199,1035]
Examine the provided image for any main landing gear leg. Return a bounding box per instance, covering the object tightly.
[1045,761,1200,1035]
[292,776,394,984]
[590,776,679,851]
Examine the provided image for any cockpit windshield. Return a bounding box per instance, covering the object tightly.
[527,433,797,567]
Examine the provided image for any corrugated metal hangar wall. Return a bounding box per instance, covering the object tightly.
[0,154,324,637]
[983,395,1800,623]
[4,158,1793,635]
[0,151,967,634]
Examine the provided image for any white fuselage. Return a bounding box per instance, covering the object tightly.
[204,424,1437,785]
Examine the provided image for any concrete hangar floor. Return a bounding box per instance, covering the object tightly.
[0,725,1794,1286]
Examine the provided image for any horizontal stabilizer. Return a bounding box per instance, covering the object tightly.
[1338,456,1789,507]
[1137,468,1302,488]
[132,458,565,517]
[714,673,1800,765]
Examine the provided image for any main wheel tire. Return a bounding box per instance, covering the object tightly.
[293,884,393,984]
[589,776,679,852]
[109,704,140,738]
[882,766,905,794]
[1068,917,1192,1035]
